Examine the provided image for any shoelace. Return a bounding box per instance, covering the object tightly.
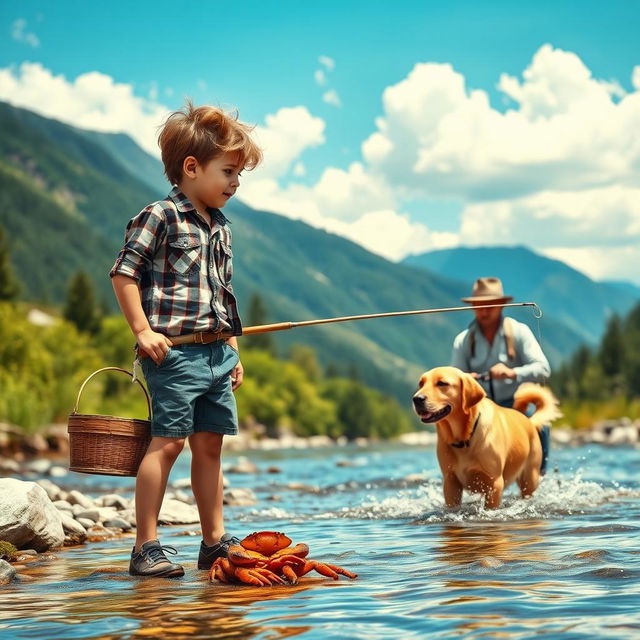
[143,544,178,564]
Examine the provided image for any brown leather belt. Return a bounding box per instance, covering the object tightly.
[138,331,232,359]
[169,331,232,346]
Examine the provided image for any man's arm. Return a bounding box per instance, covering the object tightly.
[451,330,470,372]
[112,274,171,365]
[511,324,551,383]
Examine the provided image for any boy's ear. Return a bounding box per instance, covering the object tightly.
[182,155,198,179]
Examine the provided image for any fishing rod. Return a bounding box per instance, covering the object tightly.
[242,302,541,335]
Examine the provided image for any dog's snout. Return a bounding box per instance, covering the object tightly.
[412,394,426,408]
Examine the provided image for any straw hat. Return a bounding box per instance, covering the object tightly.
[461,277,513,303]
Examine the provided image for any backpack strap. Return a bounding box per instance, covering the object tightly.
[467,317,516,362]
[503,317,516,361]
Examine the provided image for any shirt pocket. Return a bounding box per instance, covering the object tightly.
[167,233,202,276]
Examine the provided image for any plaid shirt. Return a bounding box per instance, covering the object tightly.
[109,187,242,337]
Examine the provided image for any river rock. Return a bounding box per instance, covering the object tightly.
[226,456,259,474]
[223,488,257,506]
[67,490,94,509]
[0,479,64,551]
[76,518,95,529]
[98,494,129,510]
[60,512,87,535]
[25,459,51,475]
[73,508,100,523]
[59,512,87,545]
[0,559,17,585]
[103,517,132,531]
[53,500,74,514]
[49,466,68,478]
[0,459,20,474]
[36,479,62,502]
[158,498,200,524]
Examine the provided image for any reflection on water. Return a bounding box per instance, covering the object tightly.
[435,520,549,567]
[4,443,640,639]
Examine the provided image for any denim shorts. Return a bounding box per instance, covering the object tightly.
[140,341,240,438]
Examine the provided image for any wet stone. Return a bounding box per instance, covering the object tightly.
[0,559,17,585]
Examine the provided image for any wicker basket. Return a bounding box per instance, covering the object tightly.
[68,367,152,476]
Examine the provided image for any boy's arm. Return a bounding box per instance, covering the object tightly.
[112,274,172,364]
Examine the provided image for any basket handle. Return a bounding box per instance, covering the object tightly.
[73,367,152,419]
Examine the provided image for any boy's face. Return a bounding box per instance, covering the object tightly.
[190,151,243,210]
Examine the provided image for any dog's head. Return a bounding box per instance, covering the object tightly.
[412,366,485,423]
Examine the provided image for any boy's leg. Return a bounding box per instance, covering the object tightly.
[189,431,225,545]
[135,436,185,550]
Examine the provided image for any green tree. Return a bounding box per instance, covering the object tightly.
[599,315,624,379]
[63,271,101,335]
[289,344,322,382]
[0,226,20,301]
[243,292,276,353]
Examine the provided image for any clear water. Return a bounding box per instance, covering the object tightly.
[3,442,640,639]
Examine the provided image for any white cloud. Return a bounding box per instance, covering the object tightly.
[319,56,335,71]
[458,185,640,248]
[363,45,640,201]
[320,210,458,260]
[0,62,168,155]
[542,245,640,284]
[251,106,325,179]
[322,89,342,107]
[242,161,395,223]
[314,69,326,86]
[11,19,40,48]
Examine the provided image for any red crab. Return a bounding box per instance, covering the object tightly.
[210,531,358,587]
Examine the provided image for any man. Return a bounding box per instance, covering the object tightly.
[451,277,551,474]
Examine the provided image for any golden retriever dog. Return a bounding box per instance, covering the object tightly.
[412,366,560,509]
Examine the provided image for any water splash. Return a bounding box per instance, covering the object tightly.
[244,469,639,524]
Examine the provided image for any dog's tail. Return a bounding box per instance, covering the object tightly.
[512,383,562,429]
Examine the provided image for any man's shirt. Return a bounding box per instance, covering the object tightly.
[451,317,550,404]
[109,187,242,337]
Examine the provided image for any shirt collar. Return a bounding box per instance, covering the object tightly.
[168,186,230,226]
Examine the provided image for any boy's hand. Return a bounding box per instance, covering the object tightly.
[231,360,244,391]
[136,328,173,364]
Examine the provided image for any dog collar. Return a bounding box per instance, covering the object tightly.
[451,413,481,449]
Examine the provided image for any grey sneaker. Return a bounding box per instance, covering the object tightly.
[197,533,241,570]
[129,540,184,578]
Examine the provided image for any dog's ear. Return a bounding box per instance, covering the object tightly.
[461,373,485,413]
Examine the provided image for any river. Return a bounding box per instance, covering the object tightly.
[4,440,640,639]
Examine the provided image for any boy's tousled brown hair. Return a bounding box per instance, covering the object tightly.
[158,100,262,185]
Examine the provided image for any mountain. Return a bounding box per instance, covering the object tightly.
[0,101,615,401]
[80,130,168,196]
[602,280,640,300]
[0,101,158,305]
[403,246,639,346]
[0,101,468,399]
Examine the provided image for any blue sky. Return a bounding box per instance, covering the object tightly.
[1,1,640,282]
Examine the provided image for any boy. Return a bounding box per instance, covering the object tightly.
[110,101,262,577]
